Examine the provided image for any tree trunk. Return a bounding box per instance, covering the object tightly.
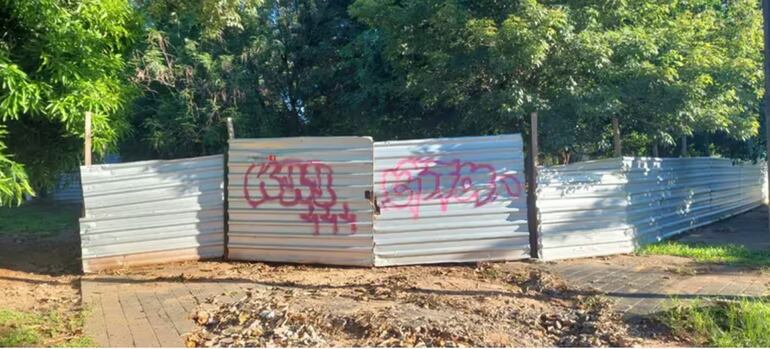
[612,117,622,158]
[680,135,687,157]
[652,141,659,158]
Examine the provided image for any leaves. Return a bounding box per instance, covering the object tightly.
[1,0,766,199]
[0,0,138,197]
[0,127,34,206]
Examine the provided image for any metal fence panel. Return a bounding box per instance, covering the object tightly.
[373,134,529,266]
[79,155,224,272]
[227,137,375,266]
[628,158,765,245]
[51,155,121,204]
[52,173,83,204]
[538,158,634,260]
[539,157,766,260]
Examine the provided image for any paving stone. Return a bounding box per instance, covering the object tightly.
[136,289,184,346]
[118,287,161,347]
[80,280,110,347]
[99,284,135,347]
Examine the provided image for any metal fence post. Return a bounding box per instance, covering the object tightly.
[527,112,541,259]
[223,117,234,260]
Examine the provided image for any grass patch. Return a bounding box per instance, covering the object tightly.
[0,308,92,347]
[0,202,80,237]
[637,241,770,268]
[662,298,770,347]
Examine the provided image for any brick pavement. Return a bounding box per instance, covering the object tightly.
[550,262,770,318]
[81,276,257,347]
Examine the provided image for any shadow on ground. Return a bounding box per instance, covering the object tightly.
[678,206,770,251]
[0,202,83,276]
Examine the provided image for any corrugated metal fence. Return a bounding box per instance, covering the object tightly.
[52,173,83,203]
[538,158,632,260]
[76,134,768,271]
[373,135,529,266]
[50,155,121,204]
[79,155,225,272]
[538,157,766,260]
[226,137,375,266]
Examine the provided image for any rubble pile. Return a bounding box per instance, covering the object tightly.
[185,289,478,347]
[185,290,328,347]
[183,263,663,348]
[539,296,640,347]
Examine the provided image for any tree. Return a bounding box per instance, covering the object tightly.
[349,0,575,137]
[126,0,375,159]
[0,0,139,199]
[540,0,763,162]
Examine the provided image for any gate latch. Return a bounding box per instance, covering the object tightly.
[364,190,381,215]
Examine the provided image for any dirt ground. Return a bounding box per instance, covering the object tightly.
[90,258,682,347]
[0,223,84,345]
[18,206,770,347]
[0,219,688,347]
[0,226,81,311]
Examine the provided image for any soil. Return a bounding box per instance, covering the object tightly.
[104,259,683,347]
[0,228,81,313]
[0,225,84,346]
[0,212,693,347]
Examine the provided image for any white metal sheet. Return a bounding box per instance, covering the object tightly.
[538,158,631,260]
[51,173,83,203]
[373,134,529,266]
[227,137,375,266]
[538,157,766,260]
[79,155,225,272]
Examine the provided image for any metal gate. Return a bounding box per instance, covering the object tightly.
[226,137,375,266]
[372,134,529,266]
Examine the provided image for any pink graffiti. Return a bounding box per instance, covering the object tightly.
[379,157,523,219]
[243,159,357,235]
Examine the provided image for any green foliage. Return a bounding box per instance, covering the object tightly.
[539,0,764,163]
[0,202,80,237]
[349,0,573,137]
[0,127,33,205]
[0,0,139,194]
[663,298,770,347]
[124,0,374,159]
[116,0,770,163]
[1,0,767,187]
[637,241,770,268]
[0,308,93,347]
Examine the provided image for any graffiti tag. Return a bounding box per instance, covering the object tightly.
[379,157,523,219]
[243,159,357,235]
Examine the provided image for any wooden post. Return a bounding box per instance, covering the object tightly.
[526,111,540,259]
[84,111,92,166]
[762,0,770,231]
[82,111,92,220]
[612,117,622,158]
[226,117,235,140]
[222,117,234,260]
